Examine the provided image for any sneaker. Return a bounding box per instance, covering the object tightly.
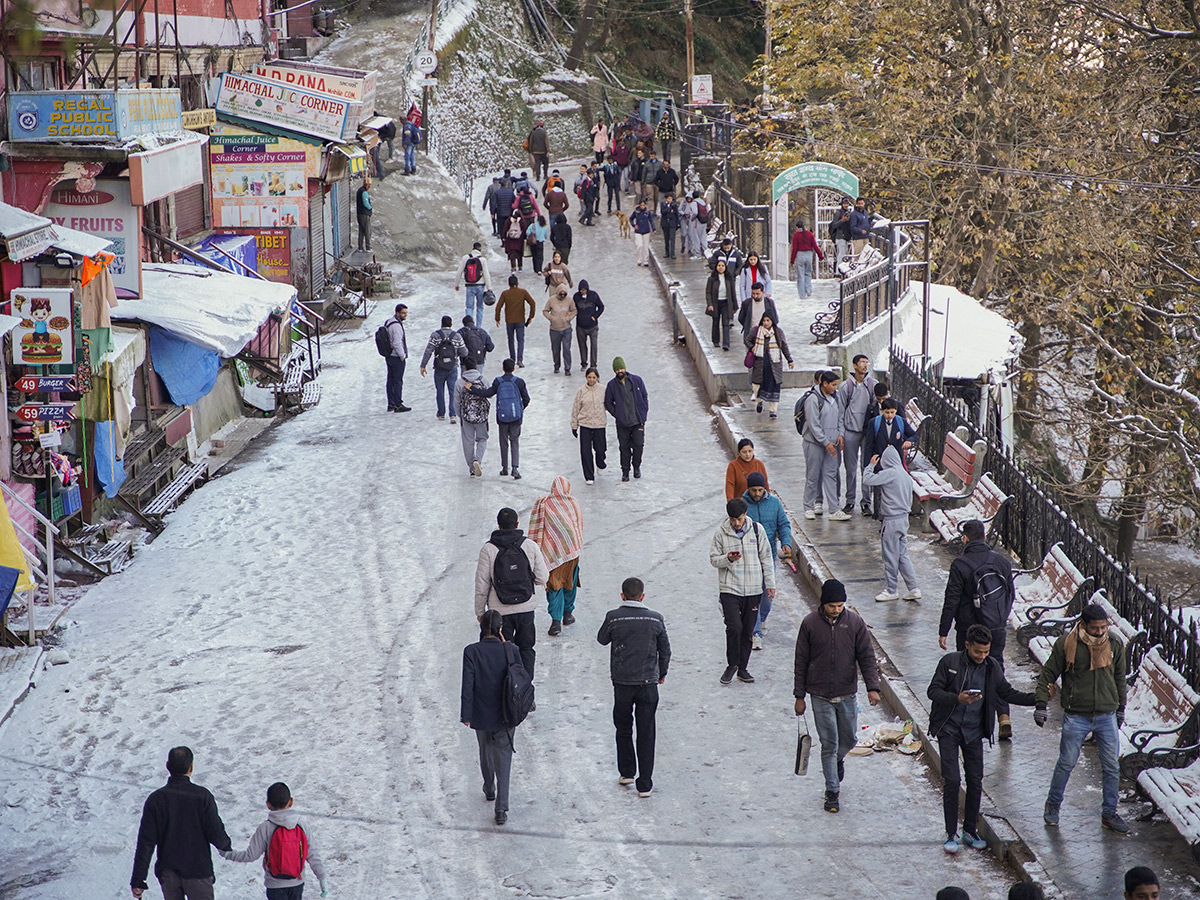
[618,776,636,785]
[736,669,755,683]
[554,368,560,374]
[998,715,1013,741]
[622,473,630,482]
[469,470,478,478]
[563,612,575,625]
[769,412,777,419]
[860,504,872,516]
[823,790,840,813]
[586,479,595,485]
[396,404,412,412]
[875,590,901,602]
[499,468,509,476]
[837,759,844,783]
[450,416,457,424]
[828,510,852,521]
[842,504,853,514]
[1043,801,1060,827]
[512,470,522,480]
[633,468,642,479]
[517,361,525,368]
[901,587,922,601]
[962,832,987,850]
[638,788,653,798]
[472,461,483,477]
[804,510,816,520]
[1102,812,1131,835]
[943,836,960,854]
[814,505,823,514]
[387,405,397,412]
[548,620,562,636]
[720,665,736,685]
[752,633,763,651]
[437,414,446,420]
[495,811,507,825]
[597,461,607,469]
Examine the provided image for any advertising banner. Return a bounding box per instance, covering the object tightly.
[7,89,181,142]
[43,179,139,295]
[11,288,75,366]
[209,125,321,228]
[216,72,351,142]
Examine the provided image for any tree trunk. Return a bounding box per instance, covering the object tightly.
[566,0,599,70]
[1079,391,1111,510]
[1115,380,1149,561]
[1015,319,1039,440]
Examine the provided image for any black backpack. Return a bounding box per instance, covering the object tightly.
[502,642,535,727]
[491,539,535,605]
[518,194,534,217]
[793,386,818,436]
[972,553,1012,630]
[374,323,393,357]
[433,332,457,370]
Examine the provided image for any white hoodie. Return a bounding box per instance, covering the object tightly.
[223,807,327,890]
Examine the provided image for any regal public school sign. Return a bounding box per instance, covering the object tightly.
[771,162,860,203]
[8,89,182,141]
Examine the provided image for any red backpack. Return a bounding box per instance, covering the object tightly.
[267,823,309,879]
[464,256,483,284]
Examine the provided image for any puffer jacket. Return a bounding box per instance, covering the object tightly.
[596,601,671,685]
[794,607,880,700]
[571,381,607,429]
[709,516,775,596]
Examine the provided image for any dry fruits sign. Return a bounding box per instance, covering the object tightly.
[216,72,352,142]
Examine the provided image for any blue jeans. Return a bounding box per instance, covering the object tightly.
[810,695,858,793]
[506,323,526,363]
[755,558,777,636]
[385,356,406,408]
[795,251,815,298]
[1047,710,1120,815]
[266,886,304,900]
[465,284,486,322]
[433,367,458,417]
[404,143,417,172]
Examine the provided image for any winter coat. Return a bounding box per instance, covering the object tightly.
[383,316,408,359]
[602,162,621,186]
[458,324,495,366]
[939,540,1015,640]
[705,269,736,314]
[654,165,679,195]
[838,374,879,433]
[748,325,792,387]
[709,516,775,596]
[131,776,232,890]
[738,263,772,300]
[829,208,853,241]
[867,413,918,460]
[613,143,630,167]
[628,156,645,182]
[527,125,550,155]
[493,186,516,216]
[850,208,872,241]
[356,185,371,216]
[495,288,536,325]
[473,529,550,618]
[419,327,468,369]
[597,601,671,685]
[573,289,604,330]
[659,200,681,229]
[461,636,521,733]
[927,650,1036,743]
[725,456,768,500]
[591,123,609,153]
[543,293,577,331]
[793,607,881,700]
[737,296,781,343]
[477,372,530,422]
[378,120,397,141]
[790,228,825,264]
[571,381,608,429]
[456,251,493,290]
[861,445,912,519]
[224,809,328,890]
[453,366,488,418]
[604,373,649,427]
[550,215,572,250]
[546,188,570,217]
[542,260,573,292]
[631,208,656,234]
[742,488,793,558]
[1035,629,1127,716]
[641,157,663,185]
[709,246,745,278]
[803,388,844,447]
[526,220,549,243]
[401,121,420,147]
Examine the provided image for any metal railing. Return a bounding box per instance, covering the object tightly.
[890,346,1200,693]
[1,482,58,646]
[811,227,921,343]
[710,171,770,260]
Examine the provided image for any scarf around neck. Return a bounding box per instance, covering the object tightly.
[1064,621,1113,671]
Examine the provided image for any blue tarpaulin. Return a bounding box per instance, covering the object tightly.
[0,564,19,619]
[148,325,220,406]
[181,233,258,278]
[93,420,127,498]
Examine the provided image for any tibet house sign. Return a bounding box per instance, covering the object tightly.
[8,89,182,141]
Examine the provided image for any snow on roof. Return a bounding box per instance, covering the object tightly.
[111,263,297,357]
[49,223,113,258]
[893,282,1022,381]
[0,202,51,237]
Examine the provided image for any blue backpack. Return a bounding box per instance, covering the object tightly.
[496,376,524,423]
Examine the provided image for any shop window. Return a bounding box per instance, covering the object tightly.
[12,58,59,91]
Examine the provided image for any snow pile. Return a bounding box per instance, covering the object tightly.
[522,83,582,115]
[892,282,1022,381]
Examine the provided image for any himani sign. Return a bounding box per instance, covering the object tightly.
[8,89,182,142]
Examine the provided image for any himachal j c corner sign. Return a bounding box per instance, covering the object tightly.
[771,162,859,203]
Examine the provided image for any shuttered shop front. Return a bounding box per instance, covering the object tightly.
[309,190,325,295]
[173,182,206,242]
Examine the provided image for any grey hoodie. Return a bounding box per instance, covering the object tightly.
[223,808,327,890]
[861,445,913,519]
[453,366,487,414]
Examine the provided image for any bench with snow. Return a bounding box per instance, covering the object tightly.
[1009,542,1094,649]
[911,428,986,531]
[929,473,1009,544]
[1137,763,1200,864]
[142,461,209,518]
[835,244,885,279]
[902,398,929,465]
[275,348,321,412]
[1121,646,1200,777]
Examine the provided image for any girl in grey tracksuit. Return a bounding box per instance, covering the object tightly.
[861,445,920,601]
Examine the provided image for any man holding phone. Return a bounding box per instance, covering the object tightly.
[709,497,774,686]
[926,625,1037,854]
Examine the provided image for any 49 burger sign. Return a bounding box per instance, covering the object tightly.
[216,72,352,142]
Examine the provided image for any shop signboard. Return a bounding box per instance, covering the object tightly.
[15,403,78,422]
[43,179,139,295]
[216,72,352,142]
[251,60,376,115]
[12,288,74,366]
[209,125,321,228]
[7,89,181,142]
[15,375,78,393]
[181,108,217,130]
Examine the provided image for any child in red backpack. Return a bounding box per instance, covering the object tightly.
[222,782,328,899]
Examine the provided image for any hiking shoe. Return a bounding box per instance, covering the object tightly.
[875,590,901,602]
[512,470,522,480]
[1044,802,1060,826]
[387,405,397,412]
[499,468,509,476]
[720,665,736,685]
[450,416,457,424]
[495,811,507,825]
[1102,812,1131,835]
[804,510,816,520]
[638,788,653,798]
[998,715,1013,741]
[823,790,840,813]
[472,461,483,477]
[548,620,562,636]
[484,788,496,802]
[618,776,636,785]
[943,836,960,854]
[563,612,575,625]
[396,404,412,412]
[752,633,763,651]
[860,504,872,516]
[828,510,852,521]
[842,504,853,514]
[962,832,987,850]
[737,669,755,683]
[837,759,844,782]
[901,587,922,601]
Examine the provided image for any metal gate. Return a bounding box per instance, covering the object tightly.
[814,188,844,279]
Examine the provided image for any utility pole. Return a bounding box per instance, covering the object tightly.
[763,0,771,107]
[684,0,694,106]
[421,0,439,147]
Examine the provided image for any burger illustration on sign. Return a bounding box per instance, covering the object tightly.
[13,292,72,365]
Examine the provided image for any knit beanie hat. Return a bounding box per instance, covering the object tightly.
[746,472,767,488]
[612,356,626,371]
[820,579,847,606]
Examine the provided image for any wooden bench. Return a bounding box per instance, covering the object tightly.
[911,428,986,530]
[1121,646,1200,772]
[142,462,209,517]
[1010,543,1093,649]
[902,398,928,464]
[836,244,884,278]
[1137,760,1200,863]
[83,538,132,575]
[300,381,322,410]
[929,473,1008,544]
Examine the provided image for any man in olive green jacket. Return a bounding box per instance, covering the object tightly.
[1034,602,1129,833]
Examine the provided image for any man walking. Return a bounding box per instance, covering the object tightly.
[526,121,550,180]
[420,315,468,422]
[543,286,577,376]
[837,354,877,514]
[850,196,872,255]
[381,303,410,412]
[1035,603,1129,834]
[495,274,536,368]
[478,357,530,479]
[631,200,656,268]
[474,507,550,683]
[742,472,792,650]
[710,497,774,685]
[461,610,526,825]
[131,747,233,900]
[793,578,881,813]
[458,315,494,375]
[802,371,848,520]
[604,357,649,482]
[829,197,853,267]
[573,279,605,370]
[356,176,372,251]
[597,576,671,798]
[862,446,921,602]
[927,624,1036,854]
[939,519,1017,738]
[659,193,681,259]
[454,359,490,477]
[401,118,422,175]
[641,150,663,209]
[456,242,493,323]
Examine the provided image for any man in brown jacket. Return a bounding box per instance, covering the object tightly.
[495,274,536,368]
[793,578,881,813]
[542,287,577,375]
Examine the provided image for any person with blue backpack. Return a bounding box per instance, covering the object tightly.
[472,358,530,479]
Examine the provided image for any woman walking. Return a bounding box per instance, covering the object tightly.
[503,214,526,273]
[737,251,772,301]
[747,312,794,417]
[526,214,549,275]
[790,219,824,299]
[542,250,573,297]
[528,476,584,636]
[705,258,736,351]
[571,367,608,484]
[550,213,573,264]
[590,118,610,164]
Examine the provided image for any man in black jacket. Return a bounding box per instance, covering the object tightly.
[927,624,1036,854]
[596,576,671,797]
[573,280,605,369]
[131,747,232,900]
[938,519,1017,739]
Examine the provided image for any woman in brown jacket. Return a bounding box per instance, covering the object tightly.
[747,312,794,418]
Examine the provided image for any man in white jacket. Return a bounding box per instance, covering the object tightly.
[475,507,550,681]
[456,242,494,324]
[709,497,775,686]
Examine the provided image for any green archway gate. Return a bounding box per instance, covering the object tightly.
[770,162,859,281]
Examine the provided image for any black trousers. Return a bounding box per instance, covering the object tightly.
[938,729,985,837]
[719,592,759,669]
[385,356,406,408]
[613,682,659,793]
[579,425,607,481]
[955,627,1009,715]
[663,225,677,258]
[357,213,371,250]
[606,184,620,212]
[500,610,536,679]
[616,424,644,474]
[530,241,544,275]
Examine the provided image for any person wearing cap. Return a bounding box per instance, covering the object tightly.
[793,579,881,813]
[527,121,551,180]
[741,471,791,650]
[708,237,745,281]
[709,497,774,686]
[573,280,605,370]
[603,358,648,482]
[456,241,494,324]
[543,284,577,376]
[1035,602,1129,834]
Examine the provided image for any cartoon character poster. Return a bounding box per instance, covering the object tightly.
[12,289,74,366]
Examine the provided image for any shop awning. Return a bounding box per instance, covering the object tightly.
[49,223,114,258]
[0,202,56,262]
[111,263,297,357]
[359,115,392,131]
[332,143,368,174]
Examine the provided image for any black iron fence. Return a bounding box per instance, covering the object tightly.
[710,172,771,262]
[890,346,1200,692]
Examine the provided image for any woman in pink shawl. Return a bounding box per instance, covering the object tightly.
[528,476,584,636]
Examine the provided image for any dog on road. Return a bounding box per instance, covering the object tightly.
[614,210,631,239]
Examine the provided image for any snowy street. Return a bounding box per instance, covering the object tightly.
[0,169,1014,899]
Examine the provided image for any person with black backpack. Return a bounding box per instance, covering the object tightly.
[461,610,529,826]
[458,315,495,375]
[474,507,549,684]
[419,315,468,422]
[938,519,1018,740]
[377,303,410,412]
